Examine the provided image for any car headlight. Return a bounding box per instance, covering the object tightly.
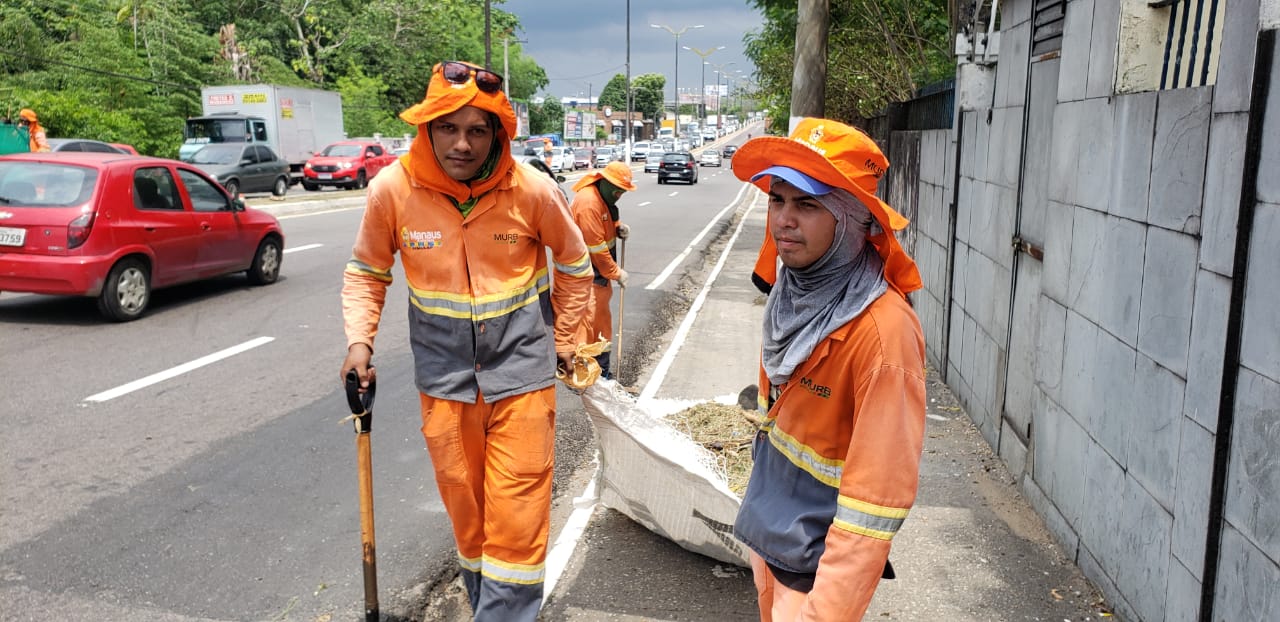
[305,162,313,170]
[339,162,354,170]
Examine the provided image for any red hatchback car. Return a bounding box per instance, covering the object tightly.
[301,140,398,191]
[0,152,285,321]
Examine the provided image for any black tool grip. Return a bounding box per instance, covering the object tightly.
[344,368,376,432]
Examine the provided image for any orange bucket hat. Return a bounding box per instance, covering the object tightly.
[572,161,636,192]
[400,61,516,138]
[731,118,921,295]
[18,109,38,123]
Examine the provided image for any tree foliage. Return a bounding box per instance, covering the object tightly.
[745,0,952,134]
[0,0,549,156]
[528,97,564,136]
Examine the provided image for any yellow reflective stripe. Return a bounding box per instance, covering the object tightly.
[555,252,593,278]
[832,495,909,541]
[344,259,393,283]
[406,269,551,320]
[480,554,544,585]
[587,241,609,254]
[765,421,844,488]
[457,552,482,572]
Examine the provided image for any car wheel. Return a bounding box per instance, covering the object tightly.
[223,179,240,198]
[97,257,150,322]
[302,181,318,191]
[272,176,289,197]
[354,170,368,190]
[247,236,282,285]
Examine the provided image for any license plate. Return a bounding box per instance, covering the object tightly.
[0,226,25,247]
[318,173,332,180]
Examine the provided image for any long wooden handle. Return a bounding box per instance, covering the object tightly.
[356,433,379,621]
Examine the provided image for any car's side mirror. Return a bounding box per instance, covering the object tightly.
[241,158,253,165]
[556,175,567,183]
[231,196,246,211]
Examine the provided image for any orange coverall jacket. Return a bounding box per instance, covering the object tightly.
[734,290,926,620]
[342,161,594,403]
[569,185,623,283]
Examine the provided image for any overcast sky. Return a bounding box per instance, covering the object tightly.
[494,0,763,102]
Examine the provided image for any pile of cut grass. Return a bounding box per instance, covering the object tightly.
[665,402,761,496]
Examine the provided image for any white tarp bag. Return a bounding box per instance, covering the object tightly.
[578,379,751,566]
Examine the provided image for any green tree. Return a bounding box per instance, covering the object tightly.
[631,73,665,124]
[746,0,952,133]
[529,97,563,135]
[597,73,627,111]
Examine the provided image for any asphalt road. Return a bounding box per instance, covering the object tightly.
[0,132,756,622]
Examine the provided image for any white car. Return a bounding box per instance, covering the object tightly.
[699,149,722,167]
[546,146,569,172]
[593,146,615,167]
[631,141,651,161]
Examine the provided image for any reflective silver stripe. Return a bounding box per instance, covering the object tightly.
[605,238,616,250]
[555,252,593,278]
[345,258,393,282]
[457,552,482,572]
[481,555,544,585]
[766,422,844,487]
[587,241,609,254]
[832,495,909,541]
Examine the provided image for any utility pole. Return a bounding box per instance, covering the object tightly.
[484,1,491,68]
[626,0,633,156]
[502,36,527,100]
[791,0,829,131]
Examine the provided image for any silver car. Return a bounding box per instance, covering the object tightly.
[187,143,290,198]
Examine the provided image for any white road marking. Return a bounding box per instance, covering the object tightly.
[284,243,323,254]
[83,336,275,402]
[542,454,600,609]
[645,182,754,290]
[667,191,679,197]
[637,201,652,207]
[640,192,760,401]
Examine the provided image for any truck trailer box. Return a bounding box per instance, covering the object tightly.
[185,85,344,170]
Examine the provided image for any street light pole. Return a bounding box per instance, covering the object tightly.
[708,61,735,130]
[651,23,703,139]
[682,45,724,132]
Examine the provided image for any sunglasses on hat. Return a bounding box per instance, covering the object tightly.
[440,61,504,94]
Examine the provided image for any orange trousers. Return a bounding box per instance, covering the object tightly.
[419,388,555,622]
[751,550,808,622]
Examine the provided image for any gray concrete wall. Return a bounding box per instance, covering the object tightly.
[921,1,1280,620]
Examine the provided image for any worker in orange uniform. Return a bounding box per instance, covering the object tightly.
[17,109,50,152]
[730,118,927,621]
[339,60,594,621]
[568,160,636,379]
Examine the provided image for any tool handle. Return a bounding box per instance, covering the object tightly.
[344,368,376,433]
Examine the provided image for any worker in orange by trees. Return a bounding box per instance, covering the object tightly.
[17,109,50,152]
[339,60,594,621]
[731,118,926,621]
[568,161,636,378]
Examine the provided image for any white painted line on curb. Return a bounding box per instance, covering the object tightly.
[83,336,275,403]
[542,453,601,609]
[637,201,652,207]
[645,182,754,290]
[640,192,760,402]
[284,243,323,254]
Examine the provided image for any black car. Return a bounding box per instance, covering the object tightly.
[721,144,738,158]
[657,152,698,185]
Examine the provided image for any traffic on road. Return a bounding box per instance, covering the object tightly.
[0,126,759,621]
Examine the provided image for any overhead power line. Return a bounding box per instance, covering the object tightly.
[0,49,199,92]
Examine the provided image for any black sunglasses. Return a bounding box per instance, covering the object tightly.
[440,61,504,94]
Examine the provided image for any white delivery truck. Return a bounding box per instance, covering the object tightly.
[180,85,345,183]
